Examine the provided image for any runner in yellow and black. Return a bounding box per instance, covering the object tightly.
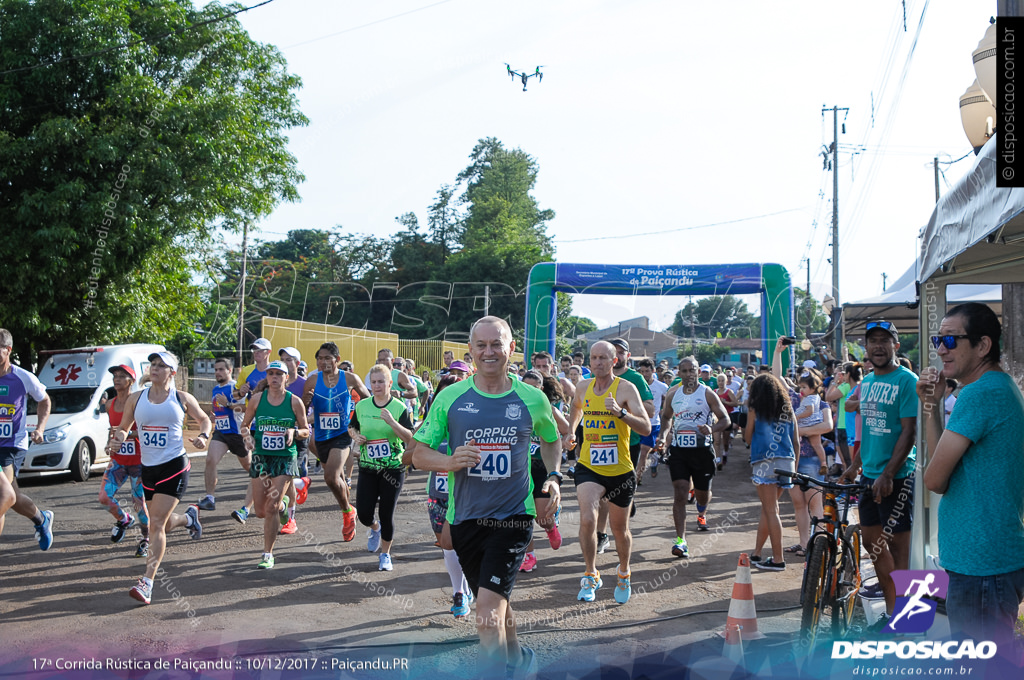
[566,340,651,604]
[240,361,310,569]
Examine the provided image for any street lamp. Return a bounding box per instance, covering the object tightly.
[959,79,996,154]
[973,20,997,104]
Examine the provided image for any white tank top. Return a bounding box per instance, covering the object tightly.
[669,384,714,449]
[134,386,187,466]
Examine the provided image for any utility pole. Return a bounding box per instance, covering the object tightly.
[882,272,888,292]
[484,285,490,317]
[824,105,848,359]
[238,222,248,371]
[934,156,940,202]
[805,257,812,341]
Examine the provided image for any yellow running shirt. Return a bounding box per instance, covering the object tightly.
[579,376,634,476]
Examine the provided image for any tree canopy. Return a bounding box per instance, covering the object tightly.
[0,0,307,362]
[668,295,759,340]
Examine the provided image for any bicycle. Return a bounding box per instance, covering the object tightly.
[775,468,871,652]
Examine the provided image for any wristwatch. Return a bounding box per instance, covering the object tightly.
[618,407,628,419]
[547,471,563,485]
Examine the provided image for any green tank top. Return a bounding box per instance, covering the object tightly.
[354,397,407,470]
[253,390,298,457]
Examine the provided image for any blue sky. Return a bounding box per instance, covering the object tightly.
[233,0,995,332]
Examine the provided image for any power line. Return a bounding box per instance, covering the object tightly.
[552,207,807,244]
[0,0,279,77]
[283,0,458,49]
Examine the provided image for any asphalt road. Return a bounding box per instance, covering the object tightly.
[1,441,830,680]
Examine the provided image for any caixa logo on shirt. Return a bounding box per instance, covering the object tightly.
[833,570,996,660]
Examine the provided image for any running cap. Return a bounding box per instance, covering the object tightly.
[108,364,137,380]
[298,361,308,369]
[608,337,629,352]
[448,360,472,373]
[864,320,899,341]
[266,360,287,373]
[699,364,712,373]
[250,338,272,350]
[802,359,817,369]
[279,346,301,360]
[147,352,179,372]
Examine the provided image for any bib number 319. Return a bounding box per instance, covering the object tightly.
[468,443,511,480]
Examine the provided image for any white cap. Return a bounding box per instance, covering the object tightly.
[279,346,300,360]
[147,351,179,372]
[802,359,817,369]
[250,338,272,350]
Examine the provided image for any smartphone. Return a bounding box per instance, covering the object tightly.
[780,336,797,346]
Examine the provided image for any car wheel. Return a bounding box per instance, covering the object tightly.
[70,439,92,482]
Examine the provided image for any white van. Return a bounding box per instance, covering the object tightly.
[22,344,166,481]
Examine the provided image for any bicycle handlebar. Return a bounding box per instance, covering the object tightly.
[774,468,872,493]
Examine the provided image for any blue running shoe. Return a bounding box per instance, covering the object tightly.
[36,510,54,551]
[577,572,602,602]
[184,504,202,540]
[451,592,470,618]
[614,572,631,604]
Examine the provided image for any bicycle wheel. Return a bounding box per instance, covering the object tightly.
[833,523,862,636]
[800,532,833,652]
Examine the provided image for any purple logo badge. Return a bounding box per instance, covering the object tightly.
[884,570,949,634]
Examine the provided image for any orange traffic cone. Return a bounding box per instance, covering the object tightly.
[718,553,765,640]
[722,622,745,664]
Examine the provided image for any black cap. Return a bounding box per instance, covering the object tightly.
[608,337,629,352]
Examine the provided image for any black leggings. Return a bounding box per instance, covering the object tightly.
[356,467,405,542]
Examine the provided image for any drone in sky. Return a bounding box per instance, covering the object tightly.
[504,64,543,91]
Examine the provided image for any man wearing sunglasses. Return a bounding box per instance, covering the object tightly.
[840,320,918,630]
[919,303,1024,647]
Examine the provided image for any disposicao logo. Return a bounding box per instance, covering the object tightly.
[832,570,996,660]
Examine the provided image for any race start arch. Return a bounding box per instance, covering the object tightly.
[524,262,794,369]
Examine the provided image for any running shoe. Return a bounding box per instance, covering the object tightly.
[232,506,249,524]
[346,477,353,489]
[35,510,54,551]
[198,496,216,511]
[672,539,689,558]
[367,525,382,553]
[636,476,643,487]
[378,552,393,571]
[687,488,695,504]
[546,525,562,551]
[553,504,561,526]
[715,456,723,471]
[129,579,152,605]
[111,513,135,543]
[295,476,311,505]
[258,552,275,569]
[577,572,602,602]
[596,533,610,554]
[278,496,290,526]
[650,458,659,478]
[696,514,708,532]
[451,592,470,618]
[279,518,297,534]
[185,504,202,540]
[135,539,150,558]
[565,466,575,479]
[508,645,537,680]
[753,557,786,572]
[614,572,631,604]
[520,553,537,572]
[342,508,357,542]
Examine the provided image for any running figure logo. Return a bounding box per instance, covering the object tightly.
[885,570,949,634]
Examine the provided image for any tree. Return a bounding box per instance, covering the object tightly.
[0,0,307,362]
[678,340,729,367]
[669,296,759,340]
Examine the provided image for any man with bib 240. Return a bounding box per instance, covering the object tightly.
[566,340,651,604]
[413,316,562,679]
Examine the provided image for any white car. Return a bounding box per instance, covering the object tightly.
[23,344,166,481]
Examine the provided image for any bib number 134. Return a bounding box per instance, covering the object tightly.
[468,443,511,479]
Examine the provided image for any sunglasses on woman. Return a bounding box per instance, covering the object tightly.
[929,335,971,350]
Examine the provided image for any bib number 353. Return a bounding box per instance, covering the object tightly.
[468,443,511,479]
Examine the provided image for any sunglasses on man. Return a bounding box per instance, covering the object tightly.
[929,335,972,350]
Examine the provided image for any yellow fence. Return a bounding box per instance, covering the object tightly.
[260,318,523,377]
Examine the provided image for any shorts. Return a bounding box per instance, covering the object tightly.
[0,447,27,478]
[314,432,352,464]
[796,455,825,481]
[428,497,448,535]
[629,442,641,467]
[729,412,741,427]
[141,455,191,501]
[572,465,636,508]
[211,430,248,457]
[249,453,300,479]
[858,476,913,533]
[639,424,661,448]
[103,461,145,501]
[736,411,748,429]
[666,446,716,490]
[450,515,532,601]
[530,458,551,499]
[751,457,795,488]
